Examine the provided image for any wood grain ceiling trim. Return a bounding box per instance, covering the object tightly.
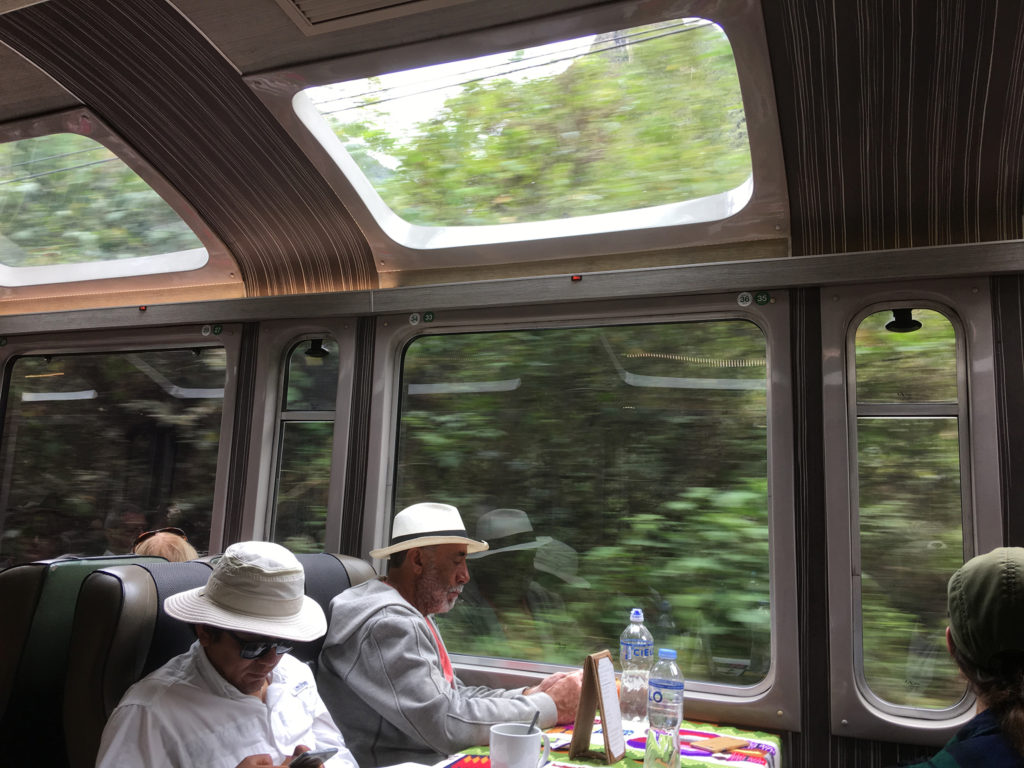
[764,0,1024,257]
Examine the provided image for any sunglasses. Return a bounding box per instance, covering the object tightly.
[225,629,294,659]
[133,526,189,550]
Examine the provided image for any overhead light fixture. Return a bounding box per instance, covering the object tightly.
[305,338,329,359]
[885,308,921,333]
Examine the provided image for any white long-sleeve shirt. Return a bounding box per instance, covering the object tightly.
[96,640,356,768]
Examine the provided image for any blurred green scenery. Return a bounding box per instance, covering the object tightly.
[312,18,750,227]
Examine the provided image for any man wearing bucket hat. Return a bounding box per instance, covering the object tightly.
[317,502,582,767]
[901,547,1024,767]
[96,541,356,768]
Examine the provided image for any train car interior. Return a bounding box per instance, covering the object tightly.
[3,0,1024,764]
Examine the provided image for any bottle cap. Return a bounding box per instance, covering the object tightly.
[658,648,677,659]
[630,608,644,622]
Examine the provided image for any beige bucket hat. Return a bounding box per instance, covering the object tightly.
[164,540,326,642]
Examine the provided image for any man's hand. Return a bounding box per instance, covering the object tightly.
[234,747,311,768]
[525,669,583,723]
[234,756,275,768]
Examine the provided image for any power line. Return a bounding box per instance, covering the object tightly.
[0,156,119,186]
[313,20,715,115]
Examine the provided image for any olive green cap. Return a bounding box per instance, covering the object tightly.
[948,547,1024,668]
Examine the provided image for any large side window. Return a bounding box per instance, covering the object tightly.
[270,337,339,552]
[853,308,966,710]
[395,320,771,687]
[0,347,226,564]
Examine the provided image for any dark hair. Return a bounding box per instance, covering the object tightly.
[952,644,1024,755]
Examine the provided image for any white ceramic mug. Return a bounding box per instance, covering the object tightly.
[489,722,551,768]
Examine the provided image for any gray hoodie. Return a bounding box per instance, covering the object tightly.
[316,579,557,767]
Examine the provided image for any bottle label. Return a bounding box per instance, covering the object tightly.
[620,640,654,661]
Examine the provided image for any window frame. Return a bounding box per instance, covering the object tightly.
[249,0,788,277]
[362,291,800,733]
[242,321,357,550]
[267,335,341,548]
[823,279,1002,743]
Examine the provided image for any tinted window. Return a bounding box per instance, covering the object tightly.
[270,337,339,552]
[0,347,225,565]
[854,308,967,708]
[395,321,771,685]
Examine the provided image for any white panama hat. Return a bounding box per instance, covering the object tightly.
[468,508,551,559]
[370,502,488,559]
[164,541,326,642]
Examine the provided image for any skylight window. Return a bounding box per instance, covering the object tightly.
[0,132,207,285]
[298,17,752,249]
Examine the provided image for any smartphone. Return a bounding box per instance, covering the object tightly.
[290,747,339,768]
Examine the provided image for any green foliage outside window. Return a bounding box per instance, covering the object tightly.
[271,338,340,553]
[0,133,201,267]
[396,321,772,686]
[855,309,967,710]
[318,19,750,227]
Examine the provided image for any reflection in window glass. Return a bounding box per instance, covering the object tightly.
[271,337,339,552]
[0,348,225,566]
[395,321,771,686]
[855,308,967,709]
[306,18,750,228]
[0,133,203,267]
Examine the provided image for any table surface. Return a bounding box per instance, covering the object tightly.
[447,718,780,768]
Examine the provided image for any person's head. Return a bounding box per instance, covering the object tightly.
[132,527,198,561]
[372,502,487,615]
[948,547,1024,670]
[164,541,325,694]
[946,547,1024,751]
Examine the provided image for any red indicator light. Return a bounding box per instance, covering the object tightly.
[571,275,582,282]
[138,305,148,311]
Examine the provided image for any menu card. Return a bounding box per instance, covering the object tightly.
[569,650,625,763]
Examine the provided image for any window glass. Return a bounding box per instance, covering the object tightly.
[284,338,341,411]
[0,348,225,565]
[0,133,204,269]
[271,422,334,552]
[855,309,958,403]
[304,17,750,231]
[271,337,339,552]
[854,308,967,709]
[395,321,771,685]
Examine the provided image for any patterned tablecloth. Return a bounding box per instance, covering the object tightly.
[445,718,781,768]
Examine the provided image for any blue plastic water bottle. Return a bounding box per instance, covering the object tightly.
[643,648,684,768]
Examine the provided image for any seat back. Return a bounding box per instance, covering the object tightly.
[0,555,161,767]
[63,559,214,768]
[62,552,374,768]
[292,553,376,665]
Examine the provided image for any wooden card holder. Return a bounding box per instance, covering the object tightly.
[568,650,626,764]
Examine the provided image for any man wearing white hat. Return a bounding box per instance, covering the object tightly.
[317,502,582,767]
[96,541,356,768]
